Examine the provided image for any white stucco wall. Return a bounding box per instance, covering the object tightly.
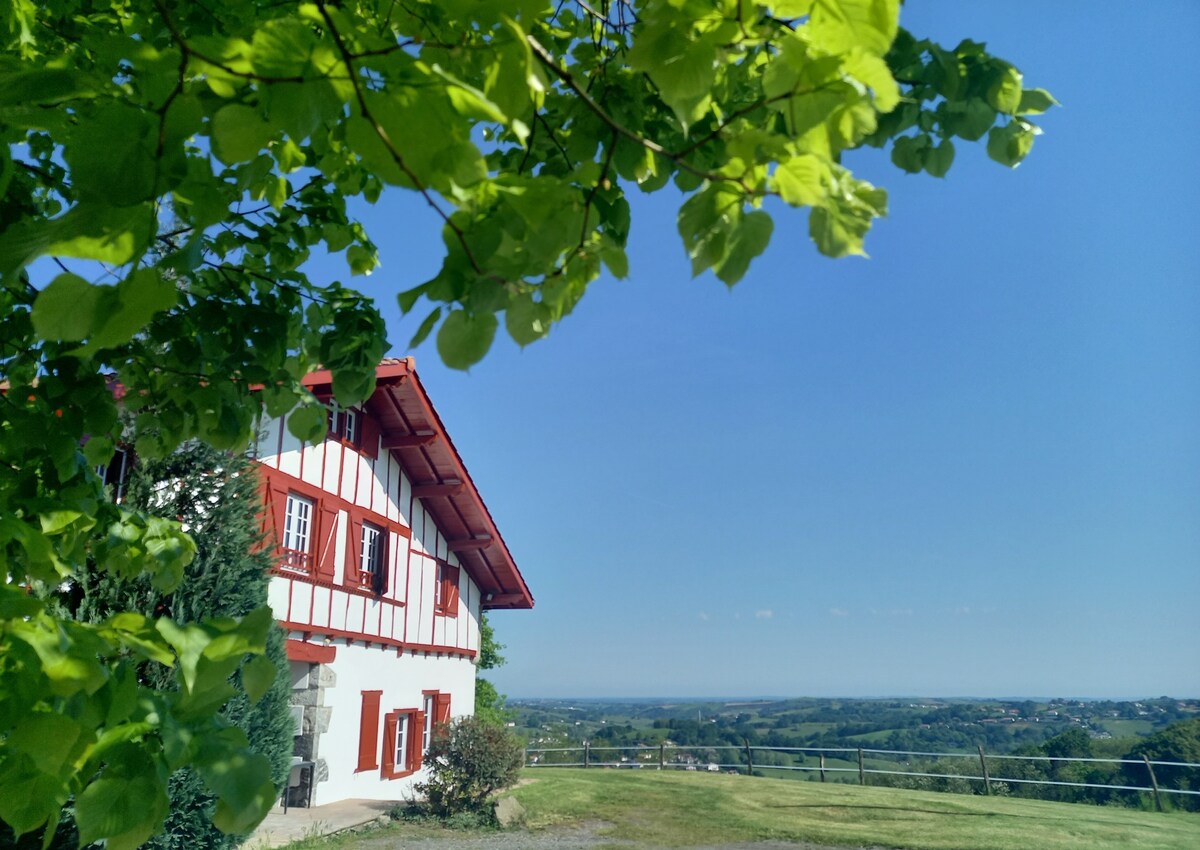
[257,410,490,805]
[308,641,478,803]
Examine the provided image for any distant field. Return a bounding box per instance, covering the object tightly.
[777,721,838,737]
[1106,719,1157,737]
[511,768,1200,850]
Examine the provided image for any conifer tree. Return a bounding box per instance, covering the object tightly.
[72,442,293,850]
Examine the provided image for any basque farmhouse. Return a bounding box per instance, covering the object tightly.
[254,358,533,806]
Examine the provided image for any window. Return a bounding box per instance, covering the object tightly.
[393,713,409,769]
[96,446,131,503]
[282,493,315,572]
[423,691,451,753]
[327,404,361,446]
[422,694,435,752]
[359,522,386,593]
[381,707,425,779]
[435,562,460,616]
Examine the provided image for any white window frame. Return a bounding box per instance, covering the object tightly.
[394,713,409,771]
[423,694,436,752]
[360,521,384,586]
[283,493,314,571]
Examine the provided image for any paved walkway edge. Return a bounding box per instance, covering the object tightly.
[243,799,399,848]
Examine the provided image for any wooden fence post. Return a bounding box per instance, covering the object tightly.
[744,738,753,777]
[819,753,826,783]
[977,745,991,795]
[1142,755,1163,812]
[583,741,590,768]
[857,748,865,786]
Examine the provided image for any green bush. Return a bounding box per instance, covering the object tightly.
[415,717,524,818]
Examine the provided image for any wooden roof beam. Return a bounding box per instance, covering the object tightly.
[413,480,463,499]
[448,535,493,552]
[381,429,436,449]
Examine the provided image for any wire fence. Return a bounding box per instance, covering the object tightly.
[524,742,1200,812]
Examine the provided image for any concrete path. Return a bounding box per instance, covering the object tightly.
[244,798,399,848]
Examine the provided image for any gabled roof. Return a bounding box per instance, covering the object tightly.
[303,359,534,611]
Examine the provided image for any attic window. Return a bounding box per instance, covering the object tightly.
[327,404,361,446]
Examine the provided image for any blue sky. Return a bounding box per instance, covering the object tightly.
[323,2,1200,698]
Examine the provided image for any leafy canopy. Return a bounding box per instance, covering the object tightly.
[0,0,1053,846]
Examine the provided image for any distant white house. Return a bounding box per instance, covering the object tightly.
[255,359,533,805]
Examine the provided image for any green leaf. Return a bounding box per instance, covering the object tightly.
[9,713,88,777]
[74,748,168,849]
[408,306,442,348]
[809,175,886,258]
[772,0,815,14]
[628,16,717,130]
[1018,87,1059,115]
[678,183,736,277]
[924,139,955,178]
[154,619,208,693]
[89,268,178,349]
[946,98,997,142]
[987,121,1036,168]
[890,134,929,174]
[774,154,831,207]
[0,203,154,276]
[30,274,101,342]
[809,0,899,56]
[599,238,629,279]
[0,67,102,107]
[842,49,899,112]
[198,746,275,835]
[38,510,84,535]
[0,767,62,839]
[505,294,552,346]
[250,17,315,78]
[437,310,498,370]
[286,404,327,443]
[211,104,275,165]
[65,104,160,207]
[241,654,277,704]
[346,244,378,276]
[986,64,1024,115]
[716,211,774,286]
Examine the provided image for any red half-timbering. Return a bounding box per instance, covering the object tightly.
[256,359,532,664]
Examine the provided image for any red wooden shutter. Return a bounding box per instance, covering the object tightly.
[357,691,382,772]
[345,517,363,586]
[443,565,460,615]
[264,482,289,560]
[380,710,397,776]
[435,693,451,725]
[315,503,339,579]
[408,711,425,771]
[360,411,380,460]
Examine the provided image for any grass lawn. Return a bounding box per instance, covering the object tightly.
[511,768,1200,850]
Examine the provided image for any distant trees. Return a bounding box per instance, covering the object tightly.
[1123,719,1200,811]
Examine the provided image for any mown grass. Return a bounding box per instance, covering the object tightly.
[510,768,1200,850]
